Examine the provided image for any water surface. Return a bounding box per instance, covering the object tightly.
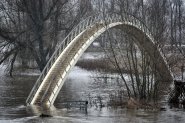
[0,65,185,123]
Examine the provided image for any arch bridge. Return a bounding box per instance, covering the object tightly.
[26,13,173,107]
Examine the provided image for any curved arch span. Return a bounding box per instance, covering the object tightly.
[26,14,173,107]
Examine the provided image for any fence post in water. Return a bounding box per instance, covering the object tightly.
[85,101,88,114]
[181,65,184,81]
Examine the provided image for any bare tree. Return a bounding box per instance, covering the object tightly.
[0,0,93,76]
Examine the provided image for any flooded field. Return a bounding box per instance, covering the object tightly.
[0,63,185,123]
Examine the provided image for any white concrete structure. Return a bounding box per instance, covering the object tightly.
[26,14,173,107]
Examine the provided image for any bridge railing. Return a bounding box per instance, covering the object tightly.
[26,13,165,105]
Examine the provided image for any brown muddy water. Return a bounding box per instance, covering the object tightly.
[0,65,185,123]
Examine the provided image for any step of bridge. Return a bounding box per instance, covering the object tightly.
[38,49,82,104]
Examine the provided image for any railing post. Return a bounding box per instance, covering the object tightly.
[66,36,70,45]
[89,17,92,26]
[73,27,77,37]
[84,19,88,28]
[78,23,81,34]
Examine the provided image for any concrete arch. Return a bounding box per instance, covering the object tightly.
[26,14,173,107]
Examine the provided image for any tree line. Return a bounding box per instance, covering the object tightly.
[0,0,184,77]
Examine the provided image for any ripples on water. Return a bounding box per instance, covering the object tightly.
[0,66,185,123]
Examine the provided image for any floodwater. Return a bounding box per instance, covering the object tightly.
[0,53,185,122]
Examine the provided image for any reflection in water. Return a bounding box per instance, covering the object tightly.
[0,66,185,123]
